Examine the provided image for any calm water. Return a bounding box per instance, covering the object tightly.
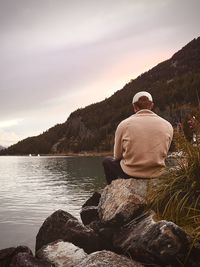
[0,156,105,251]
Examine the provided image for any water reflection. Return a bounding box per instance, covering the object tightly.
[0,156,106,250]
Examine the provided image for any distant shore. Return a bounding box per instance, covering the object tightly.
[46,151,113,157]
[57,151,113,157]
[0,151,113,157]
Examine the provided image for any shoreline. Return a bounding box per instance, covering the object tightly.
[0,151,113,157]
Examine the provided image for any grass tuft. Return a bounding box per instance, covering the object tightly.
[148,127,200,241]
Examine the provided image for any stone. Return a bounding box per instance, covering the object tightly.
[113,212,190,266]
[76,250,144,267]
[0,246,32,267]
[35,209,78,252]
[80,192,101,225]
[10,252,51,267]
[98,178,148,225]
[80,206,99,225]
[36,209,101,254]
[62,218,101,253]
[0,247,16,267]
[88,220,120,252]
[82,192,101,208]
[36,240,87,267]
[179,241,200,267]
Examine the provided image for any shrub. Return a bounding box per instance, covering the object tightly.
[148,120,200,242]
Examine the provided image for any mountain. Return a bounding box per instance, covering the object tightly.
[1,37,200,155]
[0,145,5,151]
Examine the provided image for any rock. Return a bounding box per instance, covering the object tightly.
[10,252,51,267]
[88,220,120,252]
[80,206,99,225]
[62,218,101,253]
[36,240,87,267]
[36,209,101,254]
[35,209,78,252]
[113,212,190,266]
[80,192,101,225]
[0,247,16,267]
[82,192,101,208]
[98,178,148,225]
[0,246,32,267]
[76,250,144,267]
[180,241,200,267]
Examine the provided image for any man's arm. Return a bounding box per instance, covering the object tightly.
[114,123,123,160]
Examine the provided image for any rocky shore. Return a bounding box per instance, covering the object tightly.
[1,178,200,267]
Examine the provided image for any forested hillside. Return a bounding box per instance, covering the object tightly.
[1,37,200,155]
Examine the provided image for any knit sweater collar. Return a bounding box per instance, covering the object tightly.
[136,109,155,115]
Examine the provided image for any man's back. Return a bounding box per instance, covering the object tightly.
[103,91,174,185]
[114,109,173,178]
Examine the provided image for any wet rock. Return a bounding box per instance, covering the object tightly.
[113,212,190,266]
[36,240,87,267]
[82,192,101,208]
[80,206,99,225]
[76,250,144,267]
[98,178,148,225]
[10,252,51,267]
[35,209,78,252]
[0,246,32,267]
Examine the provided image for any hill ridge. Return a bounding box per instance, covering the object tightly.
[1,37,200,155]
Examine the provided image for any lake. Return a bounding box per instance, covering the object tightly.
[0,156,106,251]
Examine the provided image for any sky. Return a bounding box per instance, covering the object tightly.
[0,0,200,147]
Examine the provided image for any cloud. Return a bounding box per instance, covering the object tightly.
[0,129,21,147]
[0,118,24,146]
[0,119,23,128]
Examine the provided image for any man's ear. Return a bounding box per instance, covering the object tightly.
[150,102,154,110]
[133,104,138,113]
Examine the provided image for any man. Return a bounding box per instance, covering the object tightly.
[103,91,173,184]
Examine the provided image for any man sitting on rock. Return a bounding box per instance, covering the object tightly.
[103,91,173,184]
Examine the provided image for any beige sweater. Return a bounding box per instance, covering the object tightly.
[114,109,173,178]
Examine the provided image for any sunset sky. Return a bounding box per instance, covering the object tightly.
[0,0,200,147]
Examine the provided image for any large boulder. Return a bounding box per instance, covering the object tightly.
[98,178,148,225]
[0,246,32,267]
[76,250,144,267]
[36,210,77,252]
[36,240,87,267]
[36,209,101,253]
[10,252,51,267]
[113,212,190,266]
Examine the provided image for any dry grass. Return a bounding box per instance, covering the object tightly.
[148,129,200,241]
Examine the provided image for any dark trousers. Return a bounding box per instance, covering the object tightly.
[102,157,132,185]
